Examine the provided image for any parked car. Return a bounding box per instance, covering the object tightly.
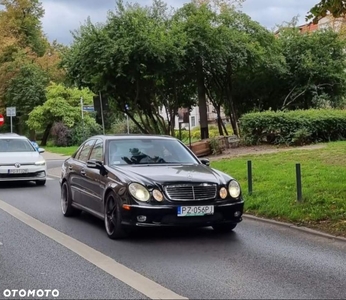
[0,133,47,185]
[60,134,244,239]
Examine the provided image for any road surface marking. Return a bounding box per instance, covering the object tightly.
[0,199,188,300]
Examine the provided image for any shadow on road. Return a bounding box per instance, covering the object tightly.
[76,210,240,243]
[0,181,44,189]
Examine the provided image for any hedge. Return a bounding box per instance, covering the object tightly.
[239,109,346,146]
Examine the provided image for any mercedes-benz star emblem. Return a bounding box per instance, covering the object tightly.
[14,163,21,168]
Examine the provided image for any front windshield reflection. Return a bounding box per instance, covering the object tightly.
[108,139,198,165]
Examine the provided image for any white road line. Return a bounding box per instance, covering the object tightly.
[0,200,188,300]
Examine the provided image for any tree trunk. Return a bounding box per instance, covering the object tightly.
[197,57,209,140]
[41,124,53,146]
[221,119,229,136]
[216,106,224,136]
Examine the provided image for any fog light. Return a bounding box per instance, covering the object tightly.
[234,211,241,217]
[137,215,147,222]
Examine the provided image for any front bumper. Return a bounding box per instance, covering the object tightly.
[0,166,46,182]
[120,201,244,227]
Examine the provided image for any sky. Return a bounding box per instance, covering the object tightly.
[40,0,318,45]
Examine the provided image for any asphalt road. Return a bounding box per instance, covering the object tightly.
[1,162,346,299]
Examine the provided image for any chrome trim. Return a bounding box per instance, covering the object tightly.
[164,183,217,201]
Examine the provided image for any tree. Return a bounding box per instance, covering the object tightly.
[26,83,95,145]
[276,27,346,110]
[5,63,49,136]
[0,0,47,56]
[307,0,346,24]
[63,0,196,135]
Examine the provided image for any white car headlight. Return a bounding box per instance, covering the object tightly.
[128,183,150,202]
[228,180,241,198]
[35,160,46,166]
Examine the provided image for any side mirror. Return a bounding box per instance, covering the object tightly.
[86,159,103,169]
[38,148,45,153]
[200,158,210,166]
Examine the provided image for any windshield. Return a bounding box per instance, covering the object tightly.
[107,138,198,165]
[0,138,36,152]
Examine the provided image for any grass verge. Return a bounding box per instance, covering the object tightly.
[211,141,346,237]
[44,146,78,156]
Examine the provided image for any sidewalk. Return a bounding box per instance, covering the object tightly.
[41,151,69,160]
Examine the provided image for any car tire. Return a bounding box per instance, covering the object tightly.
[212,223,237,233]
[36,180,46,186]
[61,181,82,217]
[104,191,127,239]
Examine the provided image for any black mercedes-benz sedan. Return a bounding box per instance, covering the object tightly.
[59,134,244,239]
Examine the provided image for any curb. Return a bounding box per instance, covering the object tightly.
[243,214,346,243]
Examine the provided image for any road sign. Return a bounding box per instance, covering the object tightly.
[6,107,16,117]
[0,114,4,126]
[83,105,94,112]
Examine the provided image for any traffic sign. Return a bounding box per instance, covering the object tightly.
[6,107,16,117]
[0,114,4,126]
[83,105,94,112]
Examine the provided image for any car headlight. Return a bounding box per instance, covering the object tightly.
[228,180,241,198]
[128,183,150,202]
[35,160,46,166]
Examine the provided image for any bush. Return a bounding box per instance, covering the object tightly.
[239,109,346,146]
[51,122,72,147]
[70,119,103,146]
[110,119,142,134]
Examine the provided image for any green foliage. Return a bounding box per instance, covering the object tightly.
[111,118,142,134]
[239,109,346,146]
[27,83,95,132]
[306,0,346,24]
[212,141,346,237]
[5,63,49,112]
[69,118,103,146]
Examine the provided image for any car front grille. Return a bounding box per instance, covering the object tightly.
[164,183,217,201]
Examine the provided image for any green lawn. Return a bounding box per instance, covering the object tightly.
[44,146,78,156]
[211,141,346,237]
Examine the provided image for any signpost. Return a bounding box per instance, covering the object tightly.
[6,107,16,133]
[0,114,4,127]
[83,105,94,112]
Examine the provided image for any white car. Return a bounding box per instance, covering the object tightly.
[0,133,47,185]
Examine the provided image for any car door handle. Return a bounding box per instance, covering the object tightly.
[68,166,73,170]
[81,169,86,176]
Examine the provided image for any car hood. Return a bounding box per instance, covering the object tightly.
[0,152,43,164]
[111,164,231,186]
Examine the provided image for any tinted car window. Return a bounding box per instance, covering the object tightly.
[108,138,198,165]
[0,138,36,152]
[78,139,96,162]
[89,139,103,161]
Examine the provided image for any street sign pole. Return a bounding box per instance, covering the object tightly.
[125,104,130,134]
[6,107,16,133]
[99,91,105,135]
[80,97,85,140]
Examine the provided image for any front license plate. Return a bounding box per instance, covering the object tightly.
[8,169,28,174]
[177,206,214,217]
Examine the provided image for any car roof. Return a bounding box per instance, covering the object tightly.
[88,134,178,141]
[0,133,27,139]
